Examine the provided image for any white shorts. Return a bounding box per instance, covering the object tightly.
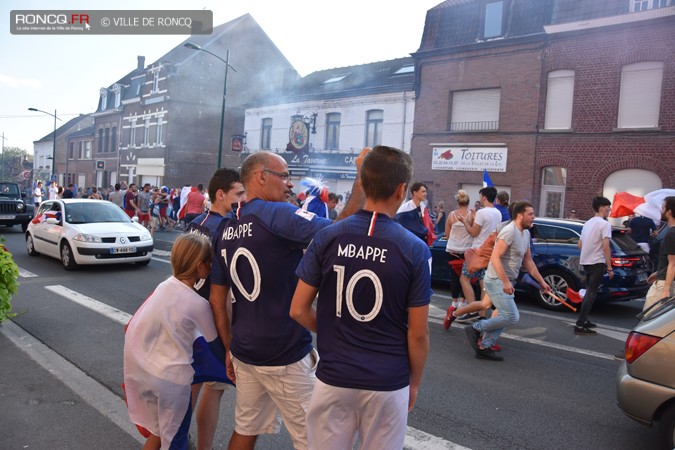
[202,380,233,391]
[306,379,409,450]
[231,349,318,450]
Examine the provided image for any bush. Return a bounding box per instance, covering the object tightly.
[0,238,19,324]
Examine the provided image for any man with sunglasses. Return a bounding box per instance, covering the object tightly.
[210,150,367,450]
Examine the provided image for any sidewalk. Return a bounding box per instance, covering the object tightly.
[0,320,142,449]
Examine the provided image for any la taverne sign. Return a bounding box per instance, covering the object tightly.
[431,146,508,172]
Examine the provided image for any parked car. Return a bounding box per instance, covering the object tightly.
[430,217,651,311]
[25,199,153,270]
[0,181,34,232]
[616,296,675,450]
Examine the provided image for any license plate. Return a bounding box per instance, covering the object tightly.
[110,247,136,254]
[0,215,15,220]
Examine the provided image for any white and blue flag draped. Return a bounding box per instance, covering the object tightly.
[483,170,494,188]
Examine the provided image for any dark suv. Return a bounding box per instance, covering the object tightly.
[0,181,34,232]
[430,217,651,311]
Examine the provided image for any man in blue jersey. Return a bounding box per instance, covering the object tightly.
[186,168,245,450]
[290,145,431,450]
[209,150,366,450]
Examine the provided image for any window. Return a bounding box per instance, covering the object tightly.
[394,65,414,75]
[539,167,567,218]
[68,142,74,160]
[85,142,92,159]
[104,128,110,153]
[261,118,272,150]
[534,224,579,245]
[78,142,84,159]
[100,89,107,110]
[617,61,663,129]
[545,70,575,130]
[98,129,103,153]
[365,110,383,148]
[152,70,159,93]
[143,120,150,146]
[631,0,670,11]
[325,113,341,150]
[483,1,504,39]
[111,127,117,153]
[156,118,163,145]
[324,75,348,84]
[450,89,500,131]
[129,120,136,147]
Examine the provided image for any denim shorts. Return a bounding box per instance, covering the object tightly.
[461,261,486,280]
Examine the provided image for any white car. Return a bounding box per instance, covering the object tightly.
[26,199,153,270]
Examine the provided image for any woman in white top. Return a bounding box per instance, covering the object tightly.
[444,190,475,308]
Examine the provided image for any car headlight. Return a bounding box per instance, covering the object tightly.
[17,203,25,212]
[140,232,152,241]
[73,234,102,243]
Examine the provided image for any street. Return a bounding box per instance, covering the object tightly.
[0,227,659,449]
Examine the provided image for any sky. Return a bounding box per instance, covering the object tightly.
[0,0,442,154]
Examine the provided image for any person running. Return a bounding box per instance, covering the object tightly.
[465,201,551,361]
[576,196,614,335]
[209,150,367,450]
[123,233,231,450]
[290,145,430,450]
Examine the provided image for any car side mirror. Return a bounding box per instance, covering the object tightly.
[131,216,139,223]
[46,218,59,225]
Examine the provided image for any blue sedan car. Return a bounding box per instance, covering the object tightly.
[431,218,651,311]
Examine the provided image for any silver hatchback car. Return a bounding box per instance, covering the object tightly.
[616,296,675,449]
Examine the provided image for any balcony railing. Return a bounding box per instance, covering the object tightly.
[450,121,499,132]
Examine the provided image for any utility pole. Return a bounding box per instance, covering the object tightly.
[0,132,8,180]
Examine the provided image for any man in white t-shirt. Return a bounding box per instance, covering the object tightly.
[456,186,502,315]
[48,181,58,200]
[576,196,614,335]
[33,182,43,207]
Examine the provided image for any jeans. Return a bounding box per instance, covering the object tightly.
[578,263,605,326]
[473,276,519,348]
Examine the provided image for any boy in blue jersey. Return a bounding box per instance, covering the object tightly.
[209,150,367,450]
[290,145,431,450]
[185,168,245,450]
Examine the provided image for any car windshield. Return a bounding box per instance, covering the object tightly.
[0,183,20,197]
[64,202,132,224]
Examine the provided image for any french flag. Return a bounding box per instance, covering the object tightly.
[483,170,494,188]
[31,210,60,224]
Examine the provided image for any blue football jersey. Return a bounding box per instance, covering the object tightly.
[296,210,432,391]
[211,198,332,366]
[186,210,225,300]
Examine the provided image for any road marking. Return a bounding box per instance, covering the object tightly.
[18,267,39,278]
[428,305,618,360]
[0,320,144,445]
[151,256,171,264]
[152,249,171,256]
[45,285,132,326]
[40,285,467,450]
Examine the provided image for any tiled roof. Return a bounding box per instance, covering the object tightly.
[66,125,96,139]
[34,114,93,143]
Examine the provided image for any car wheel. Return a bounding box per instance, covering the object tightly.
[135,259,151,267]
[26,233,39,256]
[537,269,579,312]
[660,403,675,450]
[60,242,77,271]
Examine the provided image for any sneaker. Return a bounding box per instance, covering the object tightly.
[478,338,502,352]
[455,312,480,323]
[574,326,597,335]
[476,347,504,361]
[578,320,597,328]
[464,325,481,351]
[443,306,456,330]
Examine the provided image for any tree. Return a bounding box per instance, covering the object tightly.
[0,147,32,181]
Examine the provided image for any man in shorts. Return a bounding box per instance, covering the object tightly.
[137,183,152,228]
[209,150,366,450]
[290,145,431,449]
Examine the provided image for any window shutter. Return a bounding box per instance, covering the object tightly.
[545,70,574,130]
[618,62,663,128]
[451,89,500,131]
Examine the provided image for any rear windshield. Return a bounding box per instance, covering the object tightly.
[642,296,675,322]
[611,230,641,252]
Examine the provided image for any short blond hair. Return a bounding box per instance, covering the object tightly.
[455,190,470,206]
[171,232,212,281]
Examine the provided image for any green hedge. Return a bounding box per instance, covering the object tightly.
[0,238,18,324]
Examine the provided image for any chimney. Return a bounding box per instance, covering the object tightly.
[137,56,145,70]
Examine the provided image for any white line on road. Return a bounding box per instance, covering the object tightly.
[45,285,132,326]
[40,285,466,450]
[0,320,144,445]
[17,267,39,278]
[151,256,171,264]
[152,249,171,256]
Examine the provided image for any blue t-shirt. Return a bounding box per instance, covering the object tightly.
[211,198,332,366]
[296,210,432,391]
[495,204,511,222]
[186,210,225,300]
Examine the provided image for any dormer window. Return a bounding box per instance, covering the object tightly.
[112,84,122,107]
[100,88,108,110]
[483,1,505,39]
[324,75,348,84]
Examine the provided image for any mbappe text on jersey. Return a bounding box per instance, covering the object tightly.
[337,243,387,263]
[222,222,253,240]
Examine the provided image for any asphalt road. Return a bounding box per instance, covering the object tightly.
[0,226,660,449]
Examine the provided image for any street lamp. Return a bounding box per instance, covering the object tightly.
[184,42,237,169]
[28,108,61,181]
